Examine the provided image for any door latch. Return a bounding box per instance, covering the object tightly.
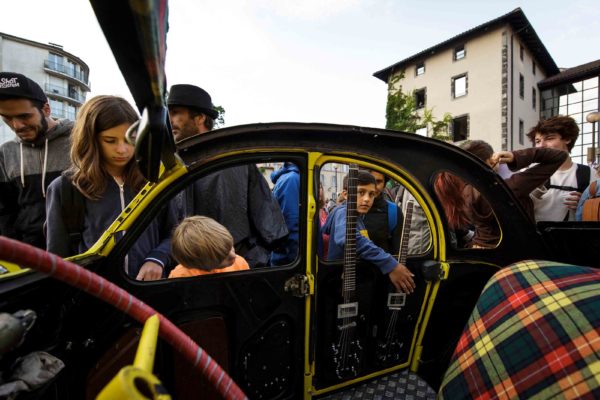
[284,274,310,298]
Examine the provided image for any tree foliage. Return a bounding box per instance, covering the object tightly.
[385,71,453,141]
[214,105,226,128]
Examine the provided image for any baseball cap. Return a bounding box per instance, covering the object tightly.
[0,72,47,103]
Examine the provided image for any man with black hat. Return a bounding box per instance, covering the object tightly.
[167,84,218,141]
[0,72,73,249]
[167,84,289,268]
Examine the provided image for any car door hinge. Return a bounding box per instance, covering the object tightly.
[284,274,311,298]
[421,260,446,281]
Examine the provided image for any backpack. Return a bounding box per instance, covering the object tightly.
[387,200,397,233]
[59,175,86,255]
[581,181,600,221]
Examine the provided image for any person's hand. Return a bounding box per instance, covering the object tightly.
[136,261,163,281]
[388,263,415,294]
[491,151,514,166]
[564,191,582,210]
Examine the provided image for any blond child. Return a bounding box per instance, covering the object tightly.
[169,216,249,278]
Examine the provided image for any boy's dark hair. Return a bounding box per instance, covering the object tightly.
[460,140,494,162]
[343,170,376,190]
[527,115,579,152]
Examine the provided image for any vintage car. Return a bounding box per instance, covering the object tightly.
[0,1,598,399]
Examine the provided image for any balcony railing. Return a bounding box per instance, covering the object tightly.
[44,60,89,86]
[50,107,76,121]
[45,83,85,104]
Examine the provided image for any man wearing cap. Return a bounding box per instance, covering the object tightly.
[167,84,218,141]
[0,72,73,249]
[167,84,289,268]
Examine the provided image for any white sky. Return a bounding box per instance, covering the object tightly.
[2,0,599,128]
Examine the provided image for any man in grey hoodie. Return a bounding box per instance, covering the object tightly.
[0,72,73,249]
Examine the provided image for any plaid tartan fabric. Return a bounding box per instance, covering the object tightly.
[439,260,600,399]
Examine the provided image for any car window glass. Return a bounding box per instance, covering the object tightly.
[318,162,432,261]
[433,171,500,249]
[163,160,300,280]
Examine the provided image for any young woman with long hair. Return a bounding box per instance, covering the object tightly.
[46,95,173,280]
[435,140,566,248]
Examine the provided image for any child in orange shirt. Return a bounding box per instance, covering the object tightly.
[169,216,249,278]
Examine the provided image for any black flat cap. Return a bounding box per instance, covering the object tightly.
[167,84,218,119]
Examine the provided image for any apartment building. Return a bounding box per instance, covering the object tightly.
[373,8,559,153]
[0,32,90,144]
[538,59,600,165]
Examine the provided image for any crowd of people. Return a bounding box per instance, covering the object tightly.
[0,71,598,290]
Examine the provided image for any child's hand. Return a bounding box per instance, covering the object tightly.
[388,263,415,294]
[136,261,163,281]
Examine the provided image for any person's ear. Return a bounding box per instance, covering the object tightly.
[41,102,52,118]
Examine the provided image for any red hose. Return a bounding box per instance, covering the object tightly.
[0,236,247,400]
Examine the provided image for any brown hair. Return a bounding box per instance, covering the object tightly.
[171,216,234,270]
[67,96,145,199]
[459,140,494,162]
[526,115,579,152]
[434,172,470,229]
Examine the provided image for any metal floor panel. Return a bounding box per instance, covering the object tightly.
[318,370,436,399]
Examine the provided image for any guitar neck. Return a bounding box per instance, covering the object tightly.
[343,164,359,303]
[397,200,414,265]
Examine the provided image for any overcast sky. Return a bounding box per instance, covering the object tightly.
[2,0,599,128]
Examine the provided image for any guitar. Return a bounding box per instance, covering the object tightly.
[374,199,414,365]
[330,164,364,380]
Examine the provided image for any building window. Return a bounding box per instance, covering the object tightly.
[48,53,63,70]
[452,115,469,142]
[532,87,537,110]
[454,44,466,61]
[452,74,467,98]
[414,88,426,109]
[520,44,524,61]
[519,74,524,99]
[532,61,536,75]
[519,119,524,145]
[416,62,425,76]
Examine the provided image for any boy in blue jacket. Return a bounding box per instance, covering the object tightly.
[322,170,415,294]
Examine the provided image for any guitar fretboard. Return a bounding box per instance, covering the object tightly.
[397,200,414,265]
[343,165,359,303]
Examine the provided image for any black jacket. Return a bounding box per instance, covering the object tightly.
[363,195,403,256]
[177,164,288,268]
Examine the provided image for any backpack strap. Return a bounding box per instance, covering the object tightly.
[60,174,85,255]
[576,164,591,193]
[544,164,591,193]
[387,200,397,233]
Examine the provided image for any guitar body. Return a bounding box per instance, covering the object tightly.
[372,200,415,367]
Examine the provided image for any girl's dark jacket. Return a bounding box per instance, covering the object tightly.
[45,175,175,278]
[0,119,73,249]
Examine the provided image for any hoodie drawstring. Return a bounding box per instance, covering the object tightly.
[19,138,49,197]
[41,138,49,198]
[19,142,25,188]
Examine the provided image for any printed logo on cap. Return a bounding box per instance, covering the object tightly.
[0,77,20,89]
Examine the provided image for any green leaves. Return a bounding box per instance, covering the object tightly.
[385,71,452,141]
